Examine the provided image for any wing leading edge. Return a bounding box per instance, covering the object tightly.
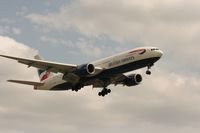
[0,55,77,74]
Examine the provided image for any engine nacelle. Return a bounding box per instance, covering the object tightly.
[123,74,142,86]
[76,63,95,76]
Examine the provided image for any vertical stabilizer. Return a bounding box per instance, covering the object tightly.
[34,55,54,81]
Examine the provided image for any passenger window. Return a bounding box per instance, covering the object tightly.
[151,48,159,51]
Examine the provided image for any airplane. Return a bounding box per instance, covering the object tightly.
[0,47,163,97]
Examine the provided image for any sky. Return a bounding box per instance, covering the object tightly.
[0,0,200,133]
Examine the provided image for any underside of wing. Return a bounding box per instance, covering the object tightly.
[8,80,44,86]
[0,55,77,74]
[91,74,127,88]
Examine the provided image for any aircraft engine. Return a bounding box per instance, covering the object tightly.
[76,63,95,76]
[123,74,142,86]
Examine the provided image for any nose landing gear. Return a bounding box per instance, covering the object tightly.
[146,70,151,75]
[146,64,153,75]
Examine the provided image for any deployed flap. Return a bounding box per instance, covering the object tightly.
[8,80,44,86]
[91,73,127,88]
[0,55,77,74]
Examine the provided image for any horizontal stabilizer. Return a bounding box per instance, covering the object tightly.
[7,80,44,86]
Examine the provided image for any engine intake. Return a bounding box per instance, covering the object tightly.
[87,64,95,74]
[123,74,142,86]
[76,63,95,76]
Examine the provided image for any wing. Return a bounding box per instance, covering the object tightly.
[0,55,77,74]
[8,80,44,86]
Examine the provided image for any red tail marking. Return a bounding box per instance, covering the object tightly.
[40,71,50,81]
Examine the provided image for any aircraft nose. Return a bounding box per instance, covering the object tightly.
[157,50,163,57]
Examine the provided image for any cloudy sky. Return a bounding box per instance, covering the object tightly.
[0,0,200,133]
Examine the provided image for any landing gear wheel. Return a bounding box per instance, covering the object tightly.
[146,64,153,75]
[98,88,111,97]
[146,70,151,75]
[98,92,102,96]
[107,89,111,93]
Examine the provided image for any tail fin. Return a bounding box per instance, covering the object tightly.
[34,55,54,81]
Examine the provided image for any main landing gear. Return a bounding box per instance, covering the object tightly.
[146,64,153,75]
[71,84,83,92]
[72,88,81,92]
[98,87,111,97]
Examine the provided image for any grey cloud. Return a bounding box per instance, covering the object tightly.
[0,19,22,36]
[40,36,101,57]
[105,72,200,132]
[26,0,200,38]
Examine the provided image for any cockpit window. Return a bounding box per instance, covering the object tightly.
[151,48,159,51]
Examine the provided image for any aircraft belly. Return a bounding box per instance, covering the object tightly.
[50,82,73,91]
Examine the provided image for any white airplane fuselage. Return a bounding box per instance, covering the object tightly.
[37,47,163,91]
